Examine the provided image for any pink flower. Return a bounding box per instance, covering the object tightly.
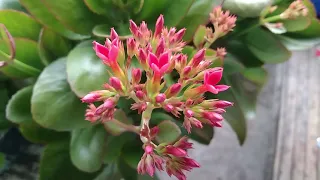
[316,49,320,57]
[93,41,119,66]
[164,145,187,157]
[204,68,230,94]
[174,136,193,150]
[137,145,164,177]
[109,77,123,91]
[148,52,170,75]
[131,68,142,84]
[191,49,205,67]
[85,104,100,122]
[165,83,182,98]
[155,93,166,103]
[154,15,164,38]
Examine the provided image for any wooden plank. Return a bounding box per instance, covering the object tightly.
[273,48,320,180]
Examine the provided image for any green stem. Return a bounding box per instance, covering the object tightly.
[0,51,41,76]
[112,118,140,134]
[140,102,154,143]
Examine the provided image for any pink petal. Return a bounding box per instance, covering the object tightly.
[159,64,169,75]
[110,28,118,41]
[108,45,119,64]
[148,53,159,67]
[159,52,170,67]
[151,63,160,73]
[214,85,230,92]
[206,85,219,94]
[207,68,223,85]
[93,41,109,57]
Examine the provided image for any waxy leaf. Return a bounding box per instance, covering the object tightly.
[41,0,102,35]
[118,157,138,180]
[156,120,181,143]
[0,24,15,60]
[163,0,195,27]
[189,124,214,145]
[67,44,110,97]
[19,0,89,40]
[242,67,268,85]
[94,164,122,180]
[245,28,291,63]
[193,25,207,48]
[281,16,311,32]
[0,152,5,169]
[38,28,72,66]
[84,0,111,16]
[136,0,170,21]
[31,58,91,131]
[104,110,133,136]
[70,125,108,173]
[277,35,320,51]
[0,0,26,12]
[0,38,43,78]
[0,84,11,129]
[39,139,98,180]
[179,0,215,41]
[293,18,320,37]
[0,10,41,40]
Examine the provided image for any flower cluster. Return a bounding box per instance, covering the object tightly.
[81,13,235,180]
[280,0,308,19]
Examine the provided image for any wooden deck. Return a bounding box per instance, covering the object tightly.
[159,48,320,180]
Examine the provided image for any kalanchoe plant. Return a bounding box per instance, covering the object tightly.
[81,14,235,179]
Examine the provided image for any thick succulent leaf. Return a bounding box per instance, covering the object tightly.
[121,139,143,169]
[193,25,207,48]
[0,84,11,129]
[94,164,122,180]
[135,0,170,21]
[0,152,5,169]
[66,44,109,97]
[293,18,320,37]
[188,124,214,145]
[0,24,15,60]
[178,0,215,41]
[39,139,98,180]
[277,35,320,50]
[19,0,89,40]
[242,67,268,85]
[0,10,41,40]
[223,0,272,18]
[156,120,181,143]
[31,58,91,131]
[282,16,311,32]
[70,125,108,173]
[103,132,135,164]
[92,24,131,39]
[6,86,33,125]
[0,0,26,12]
[163,0,195,27]
[38,28,72,66]
[104,110,133,136]
[244,28,291,64]
[0,38,43,78]
[41,0,102,35]
[118,157,138,180]
[83,0,111,16]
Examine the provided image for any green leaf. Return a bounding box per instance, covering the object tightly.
[41,0,102,35]
[103,132,135,164]
[83,0,111,16]
[0,152,5,169]
[0,86,11,129]
[94,164,122,180]
[31,58,91,131]
[245,28,291,64]
[189,124,214,145]
[223,0,272,18]
[0,24,15,60]
[66,44,110,97]
[293,18,320,37]
[178,0,215,41]
[39,139,98,180]
[138,175,159,180]
[6,86,33,125]
[163,0,195,27]
[0,38,43,78]
[193,25,206,48]
[104,110,133,136]
[19,122,69,144]
[118,157,138,180]
[70,125,108,173]
[0,0,26,12]
[242,67,268,85]
[223,54,246,76]
[92,24,132,39]
[121,139,143,169]
[281,16,311,32]
[136,0,170,21]
[0,10,41,40]
[277,35,320,51]
[181,45,196,60]
[19,0,89,40]
[156,120,181,143]
[38,28,72,66]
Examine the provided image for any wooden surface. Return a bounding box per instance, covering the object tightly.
[159,48,320,180]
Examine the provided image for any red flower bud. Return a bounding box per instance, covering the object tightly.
[131,68,142,84]
[155,93,166,103]
[164,145,187,157]
[165,83,182,98]
[110,28,119,41]
[109,77,122,91]
[154,14,164,38]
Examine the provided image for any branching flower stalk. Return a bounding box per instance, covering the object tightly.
[81,10,236,180]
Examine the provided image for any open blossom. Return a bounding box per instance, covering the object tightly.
[81,12,236,179]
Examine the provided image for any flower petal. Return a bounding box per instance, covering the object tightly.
[214,85,230,92]
[148,53,159,67]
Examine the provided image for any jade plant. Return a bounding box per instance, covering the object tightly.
[0,0,319,179]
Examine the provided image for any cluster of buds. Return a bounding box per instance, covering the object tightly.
[280,0,308,19]
[208,6,237,42]
[81,12,235,179]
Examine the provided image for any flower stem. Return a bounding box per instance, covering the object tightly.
[112,118,140,134]
[140,102,154,143]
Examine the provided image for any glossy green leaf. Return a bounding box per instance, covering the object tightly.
[41,0,102,35]
[277,35,320,51]
[281,16,311,32]
[193,25,206,48]
[0,24,15,60]
[38,28,72,66]
[103,132,135,164]
[104,110,133,136]
[223,54,246,76]
[223,0,272,18]
[0,152,5,169]
[0,38,43,78]
[156,120,181,143]
[179,0,215,41]
[66,44,110,97]
[0,10,41,40]
[163,0,194,27]
[71,125,108,173]
[136,0,170,21]
[6,86,33,125]
[0,85,11,129]
[19,122,69,144]
[181,45,196,60]
[242,67,268,85]
[189,124,214,145]
[92,24,132,39]
[293,18,320,37]
[121,139,143,168]
[245,28,291,63]
[31,58,91,131]
[118,157,138,180]
[0,0,26,12]
[94,164,122,180]
[39,139,98,180]
[19,0,89,40]
[84,0,110,16]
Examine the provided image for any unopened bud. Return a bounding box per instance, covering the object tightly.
[109,77,123,91]
[165,83,182,98]
[135,90,145,100]
[126,38,136,57]
[191,49,205,67]
[154,15,164,38]
[129,20,139,36]
[155,93,166,103]
[110,28,119,40]
[182,66,192,76]
[131,68,142,84]
[155,38,165,56]
[174,28,186,42]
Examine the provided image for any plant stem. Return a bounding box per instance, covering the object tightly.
[112,118,140,134]
[140,102,154,143]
